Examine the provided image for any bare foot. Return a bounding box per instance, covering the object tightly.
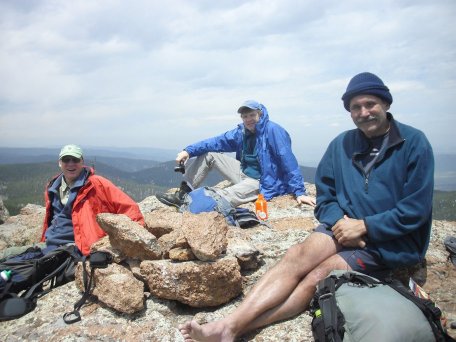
[178,319,236,342]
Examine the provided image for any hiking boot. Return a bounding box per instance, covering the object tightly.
[155,182,192,208]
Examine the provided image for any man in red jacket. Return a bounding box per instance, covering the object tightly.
[1,144,144,259]
[39,144,144,256]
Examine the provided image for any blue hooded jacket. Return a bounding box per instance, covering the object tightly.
[184,104,307,200]
[315,114,434,268]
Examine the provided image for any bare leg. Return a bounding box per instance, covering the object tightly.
[245,253,350,333]
[179,232,341,342]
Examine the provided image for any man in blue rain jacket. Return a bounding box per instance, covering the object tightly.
[156,100,315,208]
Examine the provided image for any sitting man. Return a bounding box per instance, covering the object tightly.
[179,72,434,342]
[156,100,315,209]
[1,144,144,258]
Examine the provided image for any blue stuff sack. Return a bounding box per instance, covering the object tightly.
[181,187,267,228]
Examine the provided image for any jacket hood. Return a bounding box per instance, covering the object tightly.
[239,103,270,134]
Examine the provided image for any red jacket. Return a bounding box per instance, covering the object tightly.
[41,167,145,256]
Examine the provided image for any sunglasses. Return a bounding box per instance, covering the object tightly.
[61,156,81,163]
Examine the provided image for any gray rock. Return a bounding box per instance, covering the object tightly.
[169,247,196,261]
[0,203,44,250]
[96,213,162,260]
[227,236,261,270]
[0,197,9,224]
[181,211,228,261]
[75,262,145,314]
[143,208,183,238]
[89,235,125,264]
[157,227,188,258]
[140,257,242,307]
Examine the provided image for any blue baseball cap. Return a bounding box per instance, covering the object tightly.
[237,100,262,113]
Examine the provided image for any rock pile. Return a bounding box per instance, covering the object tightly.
[79,210,246,312]
[0,203,44,250]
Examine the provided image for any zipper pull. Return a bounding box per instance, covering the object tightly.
[364,177,369,193]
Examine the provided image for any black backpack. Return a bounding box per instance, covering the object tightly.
[309,270,455,342]
[0,245,82,321]
[231,207,271,229]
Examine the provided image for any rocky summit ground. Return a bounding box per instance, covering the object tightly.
[0,184,455,341]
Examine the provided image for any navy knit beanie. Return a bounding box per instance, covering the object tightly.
[342,72,393,111]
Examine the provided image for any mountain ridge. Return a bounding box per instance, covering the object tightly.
[0,146,177,164]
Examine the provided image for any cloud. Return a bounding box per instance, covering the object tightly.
[1,0,455,164]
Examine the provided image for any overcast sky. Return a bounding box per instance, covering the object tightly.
[0,0,455,166]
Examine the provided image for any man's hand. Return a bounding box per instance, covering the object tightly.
[340,237,366,248]
[296,195,316,207]
[332,215,367,247]
[176,151,190,164]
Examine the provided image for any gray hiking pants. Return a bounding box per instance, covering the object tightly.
[183,152,259,207]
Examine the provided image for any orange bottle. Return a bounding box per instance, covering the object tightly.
[255,194,268,221]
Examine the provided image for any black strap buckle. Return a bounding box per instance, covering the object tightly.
[63,310,81,324]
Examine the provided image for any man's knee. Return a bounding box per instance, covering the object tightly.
[282,233,336,263]
[202,152,220,167]
[283,243,306,262]
[306,255,350,285]
[305,268,331,288]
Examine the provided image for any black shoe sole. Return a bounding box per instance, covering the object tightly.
[156,195,181,208]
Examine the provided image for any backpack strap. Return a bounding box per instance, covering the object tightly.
[315,275,344,342]
[63,251,112,324]
[334,271,381,291]
[63,256,92,324]
[21,255,74,301]
[0,277,13,300]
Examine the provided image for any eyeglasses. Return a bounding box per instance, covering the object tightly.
[61,156,82,163]
[240,111,260,120]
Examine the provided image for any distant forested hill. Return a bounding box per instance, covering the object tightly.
[433,190,456,221]
[0,161,159,215]
[0,160,236,215]
[0,147,176,165]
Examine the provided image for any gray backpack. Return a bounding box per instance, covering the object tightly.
[310,270,453,342]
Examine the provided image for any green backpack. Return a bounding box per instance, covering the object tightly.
[309,270,454,342]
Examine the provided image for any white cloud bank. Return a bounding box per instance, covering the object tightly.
[1,0,455,165]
